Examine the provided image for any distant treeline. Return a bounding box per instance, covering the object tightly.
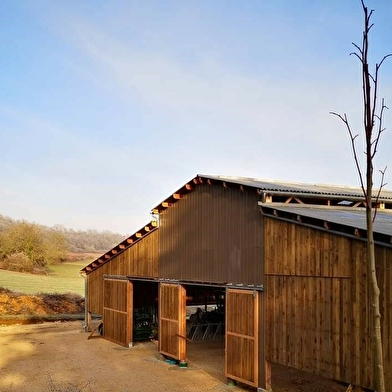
[0,214,126,256]
[0,214,127,274]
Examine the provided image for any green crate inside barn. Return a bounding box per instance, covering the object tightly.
[133,307,157,341]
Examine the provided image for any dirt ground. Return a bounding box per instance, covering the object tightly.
[0,321,347,392]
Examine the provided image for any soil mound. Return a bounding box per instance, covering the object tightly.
[0,287,84,316]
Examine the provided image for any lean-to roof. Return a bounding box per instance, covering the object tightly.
[260,203,392,245]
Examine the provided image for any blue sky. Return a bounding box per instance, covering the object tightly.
[1,0,391,234]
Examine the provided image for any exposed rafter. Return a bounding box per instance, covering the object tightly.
[80,220,158,275]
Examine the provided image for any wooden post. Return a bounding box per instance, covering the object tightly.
[83,273,92,332]
[86,311,92,332]
[258,291,272,391]
[127,281,134,348]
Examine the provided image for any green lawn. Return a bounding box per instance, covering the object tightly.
[0,262,87,296]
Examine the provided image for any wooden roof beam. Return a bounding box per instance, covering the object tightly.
[162,201,172,208]
[119,244,125,250]
[104,254,110,259]
[265,194,273,203]
[185,183,192,190]
[111,249,118,255]
[173,193,182,200]
[136,232,142,238]
[127,238,134,244]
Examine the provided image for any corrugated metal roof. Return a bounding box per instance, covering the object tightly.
[202,174,392,200]
[152,174,392,214]
[260,203,392,236]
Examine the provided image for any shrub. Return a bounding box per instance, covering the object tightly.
[0,222,67,273]
[0,252,43,273]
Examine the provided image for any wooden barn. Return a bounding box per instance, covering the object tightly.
[81,174,392,391]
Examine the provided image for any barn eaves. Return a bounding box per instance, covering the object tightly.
[80,220,158,274]
[151,174,392,214]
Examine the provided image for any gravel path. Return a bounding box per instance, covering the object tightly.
[0,321,347,392]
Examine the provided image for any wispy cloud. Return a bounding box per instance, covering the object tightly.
[63,17,376,174]
[1,1,390,232]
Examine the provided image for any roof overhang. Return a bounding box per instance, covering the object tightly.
[151,174,392,215]
[260,203,392,247]
[80,220,158,275]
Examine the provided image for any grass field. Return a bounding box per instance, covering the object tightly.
[0,262,87,296]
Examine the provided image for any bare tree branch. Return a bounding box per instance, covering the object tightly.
[372,99,388,159]
[351,42,363,56]
[377,53,392,69]
[370,56,392,120]
[330,112,366,194]
[368,73,376,84]
[350,52,363,63]
[373,167,387,222]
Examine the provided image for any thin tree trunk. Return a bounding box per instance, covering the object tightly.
[366,157,384,392]
[331,2,389,389]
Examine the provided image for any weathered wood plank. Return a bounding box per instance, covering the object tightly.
[264,216,392,391]
[158,283,186,361]
[226,289,259,388]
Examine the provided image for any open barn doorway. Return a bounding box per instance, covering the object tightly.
[184,285,225,342]
[156,283,226,374]
[132,280,159,344]
[183,285,262,389]
[183,284,227,383]
[101,277,159,347]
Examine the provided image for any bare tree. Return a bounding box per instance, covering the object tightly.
[331,1,391,391]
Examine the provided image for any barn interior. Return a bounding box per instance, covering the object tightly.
[184,284,225,341]
[131,281,227,375]
[132,280,159,341]
[183,284,227,382]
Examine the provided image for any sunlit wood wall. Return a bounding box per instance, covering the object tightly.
[87,230,158,314]
[264,216,392,391]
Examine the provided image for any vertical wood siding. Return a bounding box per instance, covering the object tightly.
[87,230,158,315]
[103,279,132,347]
[159,184,263,285]
[225,289,260,387]
[264,217,392,391]
[158,283,186,360]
